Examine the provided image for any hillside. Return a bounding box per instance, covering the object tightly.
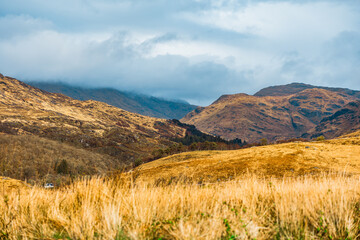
[134,131,360,183]
[306,101,360,139]
[254,82,360,98]
[28,82,197,119]
[182,86,359,142]
[0,73,186,167]
[0,133,122,184]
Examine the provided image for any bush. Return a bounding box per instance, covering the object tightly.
[56,160,69,174]
[316,136,325,141]
[134,158,143,167]
[260,138,268,146]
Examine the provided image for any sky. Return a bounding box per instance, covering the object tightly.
[0,0,360,106]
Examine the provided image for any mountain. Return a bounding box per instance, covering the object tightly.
[28,82,197,119]
[182,84,360,142]
[306,101,360,139]
[0,74,187,167]
[254,82,360,98]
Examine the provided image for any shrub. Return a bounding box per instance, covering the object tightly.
[316,136,325,141]
[260,138,268,146]
[134,158,143,167]
[56,160,69,174]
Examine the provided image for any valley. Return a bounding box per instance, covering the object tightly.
[1,75,360,240]
[2,1,359,239]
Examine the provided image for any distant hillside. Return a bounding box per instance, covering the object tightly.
[306,101,360,139]
[0,73,187,168]
[0,74,239,183]
[182,85,360,142]
[28,82,197,119]
[255,82,360,98]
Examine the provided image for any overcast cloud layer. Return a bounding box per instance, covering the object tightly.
[0,0,360,105]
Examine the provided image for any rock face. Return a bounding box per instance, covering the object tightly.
[0,74,186,163]
[182,85,360,142]
[306,101,360,139]
[28,82,197,119]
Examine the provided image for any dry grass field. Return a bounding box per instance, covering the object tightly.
[2,132,360,239]
[2,174,360,239]
[134,133,360,183]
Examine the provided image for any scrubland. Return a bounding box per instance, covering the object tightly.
[0,134,123,185]
[2,173,360,239]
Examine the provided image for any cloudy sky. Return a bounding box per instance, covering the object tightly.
[0,0,360,105]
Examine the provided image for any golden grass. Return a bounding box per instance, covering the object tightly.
[2,174,360,239]
[135,136,360,183]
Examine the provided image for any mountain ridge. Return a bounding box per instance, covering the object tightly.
[255,82,360,97]
[27,81,197,119]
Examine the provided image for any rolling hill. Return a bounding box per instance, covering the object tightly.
[134,130,360,183]
[28,82,197,119]
[182,84,360,142]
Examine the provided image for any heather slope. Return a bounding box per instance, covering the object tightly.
[307,101,360,139]
[254,82,360,97]
[182,88,357,142]
[0,74,186,166]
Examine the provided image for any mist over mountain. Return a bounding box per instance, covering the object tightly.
[28,82,197,119]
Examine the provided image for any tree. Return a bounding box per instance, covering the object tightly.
[56,160,69,174]
[260,138,268,146]
[316,136,325,141]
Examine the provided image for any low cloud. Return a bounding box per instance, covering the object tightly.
[0,0,359,105]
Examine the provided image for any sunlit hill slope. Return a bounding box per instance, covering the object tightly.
[182,84,360,142]
[134,131,360,183]
[0,73,186,166]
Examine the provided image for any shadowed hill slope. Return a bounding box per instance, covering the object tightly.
[28,82,197,119]
[134,132,360,183]
[182,88,358,142]
[307,101,360,139]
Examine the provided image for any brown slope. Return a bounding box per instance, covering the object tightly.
[254,82,360,98]
[0,74,186,165]
[0,133,122,184]
[306,101,360,139]
[181,88,357,142]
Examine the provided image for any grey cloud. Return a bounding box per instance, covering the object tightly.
[0,15,52,39]
[0,0,360,105]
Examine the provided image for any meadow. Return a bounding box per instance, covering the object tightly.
[1,173,360,239]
